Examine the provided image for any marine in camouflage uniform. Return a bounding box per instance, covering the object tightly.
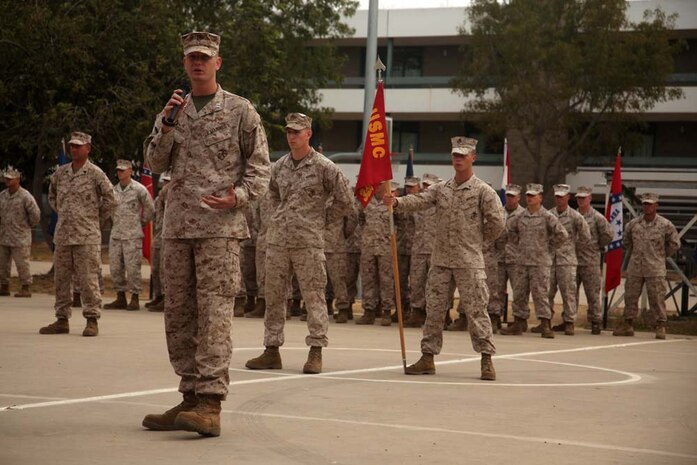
[142,32,270,437]
[574,186,613,333]
[104,159,155,311]
[391,137,505,380]
[0,168,40,297]
[500,183,568,338]
[613,192,680,339]
[39,131,116,337]
[246,189,273,318]
[344,196,362,319]
[545,184,591,335]
[324,193,358,324]
[395,200,414,319]
[489,184,525,332]
[245,113,353,375]
[145,173,171,311]
[234,202,258,316]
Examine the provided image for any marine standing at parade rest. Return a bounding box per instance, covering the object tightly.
[142,32,270,437]
[499,183,568,338]
[613,192,680,340]
[40,131,116,337]
[245,112,353,374]
[0,168,41,298]
[540,184,590,335]
[574,186,613,334]
[103,159,154,311]
[385,136,505,381]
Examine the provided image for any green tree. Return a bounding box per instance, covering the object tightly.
[453,0,683,198]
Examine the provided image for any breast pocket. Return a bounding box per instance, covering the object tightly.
[205,128,239,170]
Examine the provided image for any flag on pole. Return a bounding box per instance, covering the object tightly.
[48,139,69,237]
[499,138,510,205]
[355,81,393,207]
[604,150,623,293]
[140,162,154,264]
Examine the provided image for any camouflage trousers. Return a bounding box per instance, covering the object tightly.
[0,245,31,285]
[326,252,350,310]
[237,245,257,298]
[624,275,667,323]
[549,265,578,323]
[576,265,602,323]
[151,245,163,297]
[255,243,267,299]
[54,244,102,320]
[108,238,143,294]
[72,265,105,294]
[163,238,240,398]
[346,252,360,303]
[489,263,516,317]
[421,266,495,355]
[511,265,552,320]
[264,245,328,347]
[398,253,411,310]
[484,256,499,314]
[409,254,431,309]
[360,254,395,313]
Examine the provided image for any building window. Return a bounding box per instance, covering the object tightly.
[392,47,423,77]
[392,121,419,153]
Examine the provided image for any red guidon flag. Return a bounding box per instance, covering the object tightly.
[604,150,623,293]
[141,163,154,264]
[355,81,393,207]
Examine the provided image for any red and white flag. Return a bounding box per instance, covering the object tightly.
[355,81,393,207]
[140,163,154,264]
[604,150,623,293]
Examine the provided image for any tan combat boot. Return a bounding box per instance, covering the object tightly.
[447,315,468,331]
[148,296,165,312]
[612,319,634,337]
[0,283,9,296]
[245,298,266,318]
[244,296,256,314]
[355,309,375,325]
[655,322,666,340]
[303,346,322,374]
[551,322,566,332]
[14,285,31,298]
[380,310,392,327]
[530,322,544,333]
[564,321,574,336]
[82,318,99,337]
[142,392,197,431]
[233,296,245,317]
[104,291,127,310]
[489,314,501,334]
[335,308,349,324]
[72,292,82,308]
[499,316,526,336]
[591,321,601,335]
[174,394,222,437]
[405,353,435,375]
[126,294,140,311]
[245,346,282,370]
[145,294,163,309]
[480,353,496,381]
[404,307,426,328]
[540,318,555,339]
[39,318,69,335]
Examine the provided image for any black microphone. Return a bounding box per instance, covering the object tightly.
[166,87,189,125]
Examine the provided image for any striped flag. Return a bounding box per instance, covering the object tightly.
[604,150,623,293]
[499,138,510,205]
[140,163,154,264]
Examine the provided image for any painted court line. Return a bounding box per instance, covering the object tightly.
[0,338,686,412]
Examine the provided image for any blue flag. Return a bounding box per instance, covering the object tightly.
[48,140,69,237]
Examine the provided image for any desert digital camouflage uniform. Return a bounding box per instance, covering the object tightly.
[396,175,505,355]
[254,190,273,300]
[507,207,568,320]
[151,182,171,298]
[323,198,358,313]
[109,178,154,295]
[548,206,591,323]
[50,161,116,320]
[490,204,525,316]
[263,148,353,348]
[237,202,258,300]
[360,196,395,316]
[0,186,40,287]
[345,198,362,305]
[409,203,437,310]
[72,258,105,295]
[483,240,499,315]
[396,210,414,311]
[145,85,270,398]
[576,206,613,322]
[622,213,680,323]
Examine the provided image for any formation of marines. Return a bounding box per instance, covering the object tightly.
[0,30,683,438]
